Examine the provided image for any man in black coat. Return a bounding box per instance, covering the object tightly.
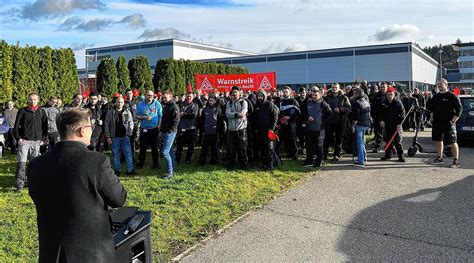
[254,90,279,170]
[27,108,127,262]
[380,87,406,162]
[278,86,300,160]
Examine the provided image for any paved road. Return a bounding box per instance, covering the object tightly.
[181,130,474,262]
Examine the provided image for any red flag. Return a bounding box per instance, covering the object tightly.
[268,130,279,141]
[453,87,460,96]
[132,88,140,97]
[187,83,192,93]
[82,89,90,98]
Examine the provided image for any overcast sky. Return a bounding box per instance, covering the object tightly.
[1,0,472,69]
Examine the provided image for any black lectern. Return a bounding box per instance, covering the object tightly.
[111,207,153,262]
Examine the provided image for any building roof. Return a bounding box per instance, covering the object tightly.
[86,38,256,56]
[452,42,474,48]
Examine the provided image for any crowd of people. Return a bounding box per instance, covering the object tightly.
[0,78,463,192]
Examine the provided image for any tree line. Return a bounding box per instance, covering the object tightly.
[0,40,78,107]
[420,38,462,69]
[96,56,248,96]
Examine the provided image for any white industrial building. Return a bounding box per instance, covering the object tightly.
[79,39,440,91]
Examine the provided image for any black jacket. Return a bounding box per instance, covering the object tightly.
[351,96,372,126]
[27,141,127,262]
[380,99,405,125]
[14,107,48,142]
[178,101,198,130]
[200,105,224,135]
[323,90,352,127]
[161,100,180,133]
[254,99,279,133]
[279,98,300,125]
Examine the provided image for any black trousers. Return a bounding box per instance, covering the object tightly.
[138,127,159,166]
[323,123,344,158]
[227,129,248,169]
[280,123,298,159]
[199,133,218,164]
[255,131,272,169]
[246,125,255,162]
[129,127,138,153]
[373,119,383,150]
[305,130,324,166]
[88,126,102,151]
[297,124,306,151]
[6,128,17,153]
[384,124,403,157]
[403,111,417,130]
[176,129,196,163]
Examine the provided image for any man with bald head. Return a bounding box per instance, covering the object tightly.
[104,96,136,176]
[427,78,462,168]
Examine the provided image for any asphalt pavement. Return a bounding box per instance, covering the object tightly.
[180,130,474,262]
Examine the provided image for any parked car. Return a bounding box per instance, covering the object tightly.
[456,95,474,144]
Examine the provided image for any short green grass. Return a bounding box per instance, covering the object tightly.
[0,151,317,262]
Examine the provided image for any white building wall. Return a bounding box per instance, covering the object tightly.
[354,53,410,81]
[308,56,354,83]
[173,45,248,60]
[411,53,439,85]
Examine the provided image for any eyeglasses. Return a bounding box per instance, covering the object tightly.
[83,124,95,129]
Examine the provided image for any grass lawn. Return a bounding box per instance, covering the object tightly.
[0,150,319,262]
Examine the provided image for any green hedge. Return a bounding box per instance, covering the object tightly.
[0,40,78,106]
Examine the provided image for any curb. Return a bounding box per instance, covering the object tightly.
[171,207,258,262]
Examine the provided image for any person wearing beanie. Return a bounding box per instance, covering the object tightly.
[198,94,224,166]
[225,86,249,170]
[254,89,280,170]
[176,92,199,164]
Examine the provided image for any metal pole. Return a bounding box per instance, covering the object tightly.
[85,54,88,93]
[439,50,443,78]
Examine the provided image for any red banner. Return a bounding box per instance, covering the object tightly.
[195,72,276,92]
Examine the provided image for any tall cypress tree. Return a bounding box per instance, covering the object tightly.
[63,48,79,103]
[175,59,186,93]
[153,59,167,91]
[128,56,152,94]
[116,55,130,94]
[52,48,78,104]
[164,59,176,94]
[11,44,30,106]
[0,40,13,102]
[96,57,118,97]
[23,46,41,97]
[38,46,55,104]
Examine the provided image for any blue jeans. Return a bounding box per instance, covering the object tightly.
[112,137,133,172]
[162,132,177,174]
[356,125,369,164]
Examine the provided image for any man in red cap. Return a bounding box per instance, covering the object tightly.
[379,87,406,162]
